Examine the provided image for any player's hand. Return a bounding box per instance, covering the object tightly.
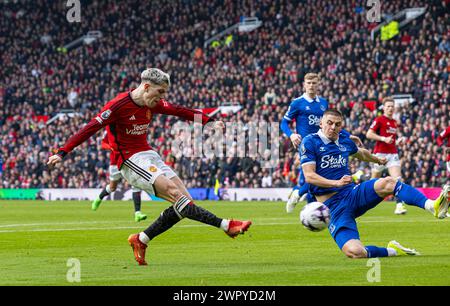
[376,156,388,165]
[349,135,364,148]
[47,154,62,170]
[290,134,302,147]
[382,136,394,144]
[335,175,353,187]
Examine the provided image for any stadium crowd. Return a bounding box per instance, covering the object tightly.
[0,0,449,190]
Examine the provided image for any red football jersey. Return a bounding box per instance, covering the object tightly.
[58,91,212,168]
[369,115,398,154]
[437,126,450,162]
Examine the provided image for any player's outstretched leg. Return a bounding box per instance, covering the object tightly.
[340,237,419,259]
[375,178,449,219]
[128,175,251,265]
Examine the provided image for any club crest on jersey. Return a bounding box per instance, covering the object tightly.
[146,110,152,120]
[301,144,306,155]
[149,166,158,173]
[338,144,347,152]
[320,105,326,111]
[100,109,111,120]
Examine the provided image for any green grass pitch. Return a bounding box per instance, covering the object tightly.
[0,200,449,286]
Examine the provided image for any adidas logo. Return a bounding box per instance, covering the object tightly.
[129,115,136,121]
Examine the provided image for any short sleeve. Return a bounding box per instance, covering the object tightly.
[283,101,299,121]
[369,117,380,132]
[300,136,317,165]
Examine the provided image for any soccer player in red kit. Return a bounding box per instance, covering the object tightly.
[47,68,252,265]
[437,126,450,217]
[91,129,147,222]
[366,97,407,215]
[437,126,450,174]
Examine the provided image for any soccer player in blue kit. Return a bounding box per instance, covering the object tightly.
[300,109,449,258]
[281,73,362,213]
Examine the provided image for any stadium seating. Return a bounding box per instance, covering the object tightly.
[0,0,448,189]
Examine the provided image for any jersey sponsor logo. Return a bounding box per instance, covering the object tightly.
[308,114,321,126]
[126,123,149,135]
[100,109,112,120]
[387,127,397,134]
[320,154,347,169]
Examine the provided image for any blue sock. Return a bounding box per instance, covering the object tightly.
[306,193,315,203]
[393,181,427,209]
[298,183,309,198]
[365,246,389,258]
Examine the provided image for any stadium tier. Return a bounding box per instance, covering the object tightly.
[0,0,448,191]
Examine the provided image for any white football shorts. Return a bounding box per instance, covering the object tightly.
[120,150,177,195]
[372,153,401,172]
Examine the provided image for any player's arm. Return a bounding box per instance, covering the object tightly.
[153,99,215,125]
[352,147,387,165]
[366,120,393,144]
[302,163,353,188]
[281,102,301,146]
[47,108,116,168]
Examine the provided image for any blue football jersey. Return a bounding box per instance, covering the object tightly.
[283,94,328,138]
[300,130,359,196]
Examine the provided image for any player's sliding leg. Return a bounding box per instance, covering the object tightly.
[92,180,119,211]
[132,187,147,222]
[339,233,419,259]
[374,178,449,219]
[388,167,407,215]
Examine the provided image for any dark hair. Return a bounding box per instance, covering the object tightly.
[323,109,343,118]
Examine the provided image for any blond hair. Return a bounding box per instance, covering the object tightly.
[304,73,321,82]
[141,68,171,86]
[382,97,395,105]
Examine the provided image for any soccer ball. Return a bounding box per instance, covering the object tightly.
[300,202,330,232]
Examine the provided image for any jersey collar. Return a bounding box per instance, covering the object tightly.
[318,129,339,146]
[301,93,320,103]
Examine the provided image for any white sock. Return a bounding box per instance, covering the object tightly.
[220,219,230,231]
[424,200,435,214]
[135,211,141,215]
[387,247,398,257]
[139,232,150,245]
[105,185,112,194]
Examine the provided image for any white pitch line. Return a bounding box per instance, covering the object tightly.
[0,219,446,234]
